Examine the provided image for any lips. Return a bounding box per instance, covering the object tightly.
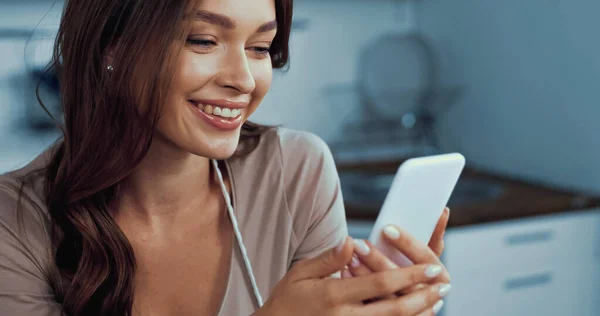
[188,100,244,130]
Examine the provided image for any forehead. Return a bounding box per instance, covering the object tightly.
[193,0,276,25]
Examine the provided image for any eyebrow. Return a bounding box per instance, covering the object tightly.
[195,10,277,33]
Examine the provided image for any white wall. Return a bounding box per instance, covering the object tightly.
[0,0,62,128]
[251,0,413,142]
[0,0,68,173]
[415,0,600,194]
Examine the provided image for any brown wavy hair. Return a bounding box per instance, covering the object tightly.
[26,0,293,315]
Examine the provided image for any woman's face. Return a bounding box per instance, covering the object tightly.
[155,0,277,159]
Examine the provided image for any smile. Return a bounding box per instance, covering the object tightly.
[188,101,243,120]
[188,100,245,130]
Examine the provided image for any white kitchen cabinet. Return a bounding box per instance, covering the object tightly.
[443,210,600,270]
[587,230,600,315]
[441,209,600,316]
[443,261,596,316]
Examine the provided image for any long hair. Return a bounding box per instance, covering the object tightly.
[26,0,293,314]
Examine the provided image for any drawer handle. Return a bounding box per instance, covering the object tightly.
[505,230,554,246]
[503,272,552,291]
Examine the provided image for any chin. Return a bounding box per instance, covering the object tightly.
[206,146,238,160]
[193,132,241,160]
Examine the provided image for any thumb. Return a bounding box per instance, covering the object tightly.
[291,236,355,281]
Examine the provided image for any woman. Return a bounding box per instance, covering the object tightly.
[0,0,451,315]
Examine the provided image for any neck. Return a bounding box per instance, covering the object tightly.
[116,139,218,224]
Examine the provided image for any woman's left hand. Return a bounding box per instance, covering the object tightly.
[428,207,450,258]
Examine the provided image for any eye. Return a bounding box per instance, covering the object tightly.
[186,38,217,48]
[250,46,271,57]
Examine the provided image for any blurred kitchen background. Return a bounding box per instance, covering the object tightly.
[1,0,599,315]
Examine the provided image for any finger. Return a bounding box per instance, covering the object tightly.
[330,263,445,303]
[347,253,374,277]
[432,240,445,259]
[415,299,445,316]
[352,239,397,272]
[342,266,353,279]
[350,243,398,300]
[356,242,439,298]
[382,225,450,283]
[397,283,427,296]
[429,207,449,257]
[347,255,399,304]
[356,283,451,316]
[291,236,355,281]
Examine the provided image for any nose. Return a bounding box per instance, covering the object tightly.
[216,49,256,94]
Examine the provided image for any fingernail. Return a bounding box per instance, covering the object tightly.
[336,237,348,253]
[425,265,443,277]
[350,254,361,268]
[446,207,451,214]
[353,239,371,256]
[432,300,444,314]
[342,268,353,278]
[438,284,452,297]
[383,225,400,239]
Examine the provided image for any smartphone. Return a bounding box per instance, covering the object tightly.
[368,153,466,267]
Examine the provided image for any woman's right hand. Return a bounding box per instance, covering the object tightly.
[253,237,450,316]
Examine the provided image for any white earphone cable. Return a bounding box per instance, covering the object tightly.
[211,159,264,308]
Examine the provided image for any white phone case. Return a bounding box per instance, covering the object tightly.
[368,153,465,267]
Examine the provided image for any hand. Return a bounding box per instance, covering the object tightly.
[429,207,450,258]
[254,237,451,316]
[347,236,451,293]
[344,208,451,304]
[346,207,450,278]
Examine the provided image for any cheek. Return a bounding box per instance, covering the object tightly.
[174,53,218,91]
[158,54,213,131]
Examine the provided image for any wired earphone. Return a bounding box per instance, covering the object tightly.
[211,159,264,308]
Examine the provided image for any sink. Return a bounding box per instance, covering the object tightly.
[339,171,505,210]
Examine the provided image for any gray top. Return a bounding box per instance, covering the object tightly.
[0,127,348,315]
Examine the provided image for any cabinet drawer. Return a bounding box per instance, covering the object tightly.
[442,261,596,316]
[444,209,600,270]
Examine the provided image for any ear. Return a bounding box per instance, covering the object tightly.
[104,46,116,68]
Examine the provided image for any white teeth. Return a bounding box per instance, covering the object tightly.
[222,108,231,118]
[197,103,241,119]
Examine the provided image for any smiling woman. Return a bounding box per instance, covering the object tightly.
[0,0,451,316]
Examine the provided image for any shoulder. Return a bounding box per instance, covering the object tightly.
[0,174,23,227]
[232,126,336,180]
[260,129,347,260]
[0,165,53,264]
[231,126,340,212]
[258,127,335,170]
[0,172,59,313]
[0,150,51,228]
[255,126,342,222]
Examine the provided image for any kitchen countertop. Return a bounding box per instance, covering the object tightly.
[336,159,600,228]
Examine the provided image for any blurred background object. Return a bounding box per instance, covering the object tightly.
[1,0,599,315]
[0,0,63,173]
